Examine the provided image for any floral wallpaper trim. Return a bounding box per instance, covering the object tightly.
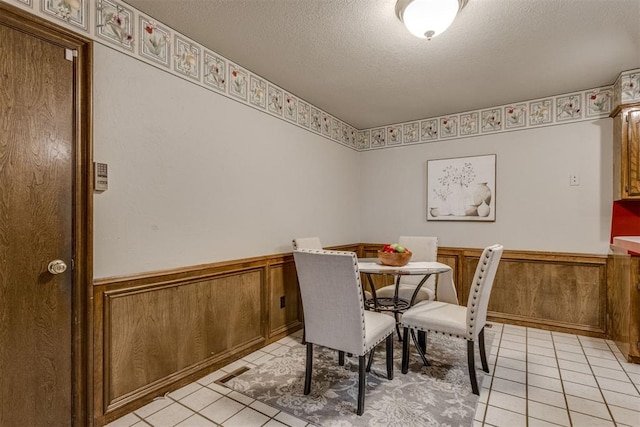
[173,35,200,81]
[43,0,88,30]
[203,50,226,92]
[358,84,626,150]
[614,70,640,106]
[3,0,358,151]
[4,0,639,153]
[96,0,134,51]
[249,75,266,109]
[139,15,171,68]
[229,62,248,102]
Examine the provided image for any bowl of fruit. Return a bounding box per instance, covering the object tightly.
[377,243,412,266]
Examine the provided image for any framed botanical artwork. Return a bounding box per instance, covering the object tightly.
[427,154,496,221]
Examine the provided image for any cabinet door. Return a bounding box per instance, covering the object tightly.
[627,109,640,197]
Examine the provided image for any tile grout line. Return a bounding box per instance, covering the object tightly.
[111,325,640,427]
[216,346,314,427]
[525,328,529,427]
[133,413,147,426]
[576,337,619,425]
[159,369,284,427]
[605,339,640,396]
[162,389,221,426]
[483,327,521,425]
[487,329,639,427]
[550,330,574,427]
[481,324,502,426]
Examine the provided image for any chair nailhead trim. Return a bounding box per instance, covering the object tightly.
[364,331,394,354]
[400,326,471,341]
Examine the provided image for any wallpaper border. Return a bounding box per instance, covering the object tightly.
[4,0,640,152]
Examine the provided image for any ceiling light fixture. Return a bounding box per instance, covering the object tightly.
[395,0,468,40]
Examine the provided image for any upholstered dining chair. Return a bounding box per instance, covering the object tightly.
[292,236,323,250]
[292,236,372,301]
[293,249,396,415]
[400,244,504,395]
[375,236,457,305]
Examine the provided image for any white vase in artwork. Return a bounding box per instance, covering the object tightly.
[473,182,492,206]
[477,200,491,217]
[450,184,467,216]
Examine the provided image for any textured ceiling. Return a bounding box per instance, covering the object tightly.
[124,0,640,129]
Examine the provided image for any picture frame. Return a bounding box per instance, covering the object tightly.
[427,154,496,221]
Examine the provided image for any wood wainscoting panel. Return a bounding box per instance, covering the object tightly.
[462,250,607,336]
[269,260,303,338]
[437,248,463,304]
[99,267,265,417]
[93,245,615,424]
[607,252,632,351]
[607,252,640,362]
[632,257,640,361]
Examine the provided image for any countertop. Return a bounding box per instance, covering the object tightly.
[611,236,640,255]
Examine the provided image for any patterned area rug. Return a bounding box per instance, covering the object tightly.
[226,333,491,426]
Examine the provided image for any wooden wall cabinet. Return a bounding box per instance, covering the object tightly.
[612,103,640,200]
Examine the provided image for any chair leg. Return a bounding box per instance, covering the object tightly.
[386,334,394,380]
[339,351,345,366]
[357,355,366,415]
[411,330,430,367]
[467,340,479,395]
[366,347,374,372]
[304,343,313,395]
[394,312,403,341]
[401,327,410,374]
[479,327,489,372]
[418,330,426,353]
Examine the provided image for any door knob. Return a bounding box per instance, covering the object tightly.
[48,260,67,275]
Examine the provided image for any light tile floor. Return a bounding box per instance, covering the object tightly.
[106,323,640,427]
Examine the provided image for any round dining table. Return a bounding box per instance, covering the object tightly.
[357,258,452,339]
[358,258,452,307]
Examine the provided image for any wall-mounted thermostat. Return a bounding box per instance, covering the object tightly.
[94,162,108,192]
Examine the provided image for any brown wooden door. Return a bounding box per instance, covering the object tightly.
[0,22,75,426]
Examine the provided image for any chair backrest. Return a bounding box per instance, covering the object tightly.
[398,236,438,288]
[292,237,323,250]
[466,244,504,339]
[293,249,367,356]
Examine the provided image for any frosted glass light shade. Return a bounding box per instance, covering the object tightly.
[396,0,464,40]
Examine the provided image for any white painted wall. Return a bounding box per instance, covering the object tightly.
[93,43,615,279]
[358,119,614,254]
[93,45,361,278]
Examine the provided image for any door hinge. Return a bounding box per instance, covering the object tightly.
[65,49,77,61]
[71,258,75,270]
